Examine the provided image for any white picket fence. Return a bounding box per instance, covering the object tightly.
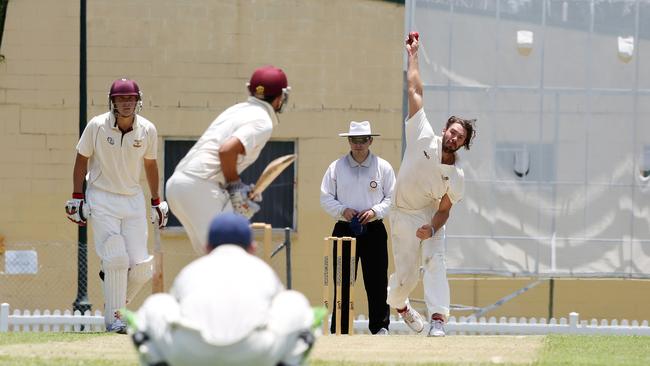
[352,312,650,336]
[3,302,650,336]
[0,303,104,332]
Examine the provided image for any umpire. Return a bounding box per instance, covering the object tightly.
[320,120,396,335]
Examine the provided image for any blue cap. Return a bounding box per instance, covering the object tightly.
[207,212,252,249]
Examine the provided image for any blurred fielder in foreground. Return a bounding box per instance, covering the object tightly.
[165,66,291,254]
[320,120,395,335]
[386,32,476,337]
[128,212,318,366]
[65,78,169,333]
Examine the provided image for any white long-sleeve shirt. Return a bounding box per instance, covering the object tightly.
[320,152,395,221]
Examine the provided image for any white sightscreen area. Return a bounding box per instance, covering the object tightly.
[405,0,650,278]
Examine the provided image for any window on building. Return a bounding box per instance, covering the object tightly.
[641,145,650,179]
[164,139,296,229]
[0,0,8,61]
[494,142,555,182]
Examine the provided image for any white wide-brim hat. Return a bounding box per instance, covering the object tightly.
[338,121,380,137]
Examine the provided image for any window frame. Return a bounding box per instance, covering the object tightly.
[161,137,298,233]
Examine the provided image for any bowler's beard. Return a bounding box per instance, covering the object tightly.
[442,137,461,154]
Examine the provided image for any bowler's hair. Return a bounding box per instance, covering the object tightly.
[446,116,477,150]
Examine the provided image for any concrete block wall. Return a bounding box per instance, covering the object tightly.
[0,0,405,314]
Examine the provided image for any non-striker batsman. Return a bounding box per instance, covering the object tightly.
[65,78,169,333]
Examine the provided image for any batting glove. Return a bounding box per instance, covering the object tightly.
[248,183,263,203]
[150,198,169,228]
[225,180,260,219]
[65,193,88,226]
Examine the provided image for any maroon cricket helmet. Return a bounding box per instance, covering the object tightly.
[109,78,142,100]
[248,66,288,99]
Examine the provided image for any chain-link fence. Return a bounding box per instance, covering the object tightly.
[0,225,292,313]
[0,241,102,311]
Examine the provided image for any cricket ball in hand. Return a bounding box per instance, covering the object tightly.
[407,31,419,45]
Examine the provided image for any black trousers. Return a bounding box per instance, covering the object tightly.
[330,220,390,334]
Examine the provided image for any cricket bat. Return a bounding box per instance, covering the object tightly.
[251,154,296,197]
[152,224,164,293]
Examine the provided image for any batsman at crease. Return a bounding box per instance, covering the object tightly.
[165,66,291,254]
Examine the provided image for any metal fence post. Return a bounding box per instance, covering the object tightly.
[284,227,291,289]
[73,0,91,315]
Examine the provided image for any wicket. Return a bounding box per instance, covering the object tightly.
[323,236,357,335]
[251,222,272,262]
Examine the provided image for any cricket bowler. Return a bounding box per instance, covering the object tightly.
[386,32,477,337]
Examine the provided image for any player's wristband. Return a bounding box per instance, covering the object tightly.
[72,192,84,199]
[151,198,161,206]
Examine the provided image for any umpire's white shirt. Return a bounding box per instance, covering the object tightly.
[77,112,158,196]
[170,245,283,346]
[173,97,278,184]
[320,152,395,220]
[393,108,465,211]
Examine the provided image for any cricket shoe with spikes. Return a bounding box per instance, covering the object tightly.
[398,306,425,333]
[427,314,446,337]
[106,310,128,334]
[107,318,127,334]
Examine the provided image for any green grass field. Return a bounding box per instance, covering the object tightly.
[0,332,649,366]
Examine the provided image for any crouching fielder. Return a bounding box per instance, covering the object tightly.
[130,213,317,366]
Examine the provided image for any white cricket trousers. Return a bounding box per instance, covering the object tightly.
[136,291,314,366]
[386,207,450,318]
[86,187,149,265]
[165,171,233,254]
[86,187,150,326]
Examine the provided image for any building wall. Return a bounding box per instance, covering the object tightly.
[0,0,405,314]
[1,0,649,323]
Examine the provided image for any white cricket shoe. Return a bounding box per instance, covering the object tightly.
[107,319,127,334]
[428,318,446,337]
[399,307,425,333]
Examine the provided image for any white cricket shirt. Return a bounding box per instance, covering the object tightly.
[320,151,395,220]
[170,245,284,346]
[393,108,465,211]
[173,97,278,183]
[77,112,157,196]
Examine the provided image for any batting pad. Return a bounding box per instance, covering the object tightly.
[101,235,129,325]
[126,255,153,304]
